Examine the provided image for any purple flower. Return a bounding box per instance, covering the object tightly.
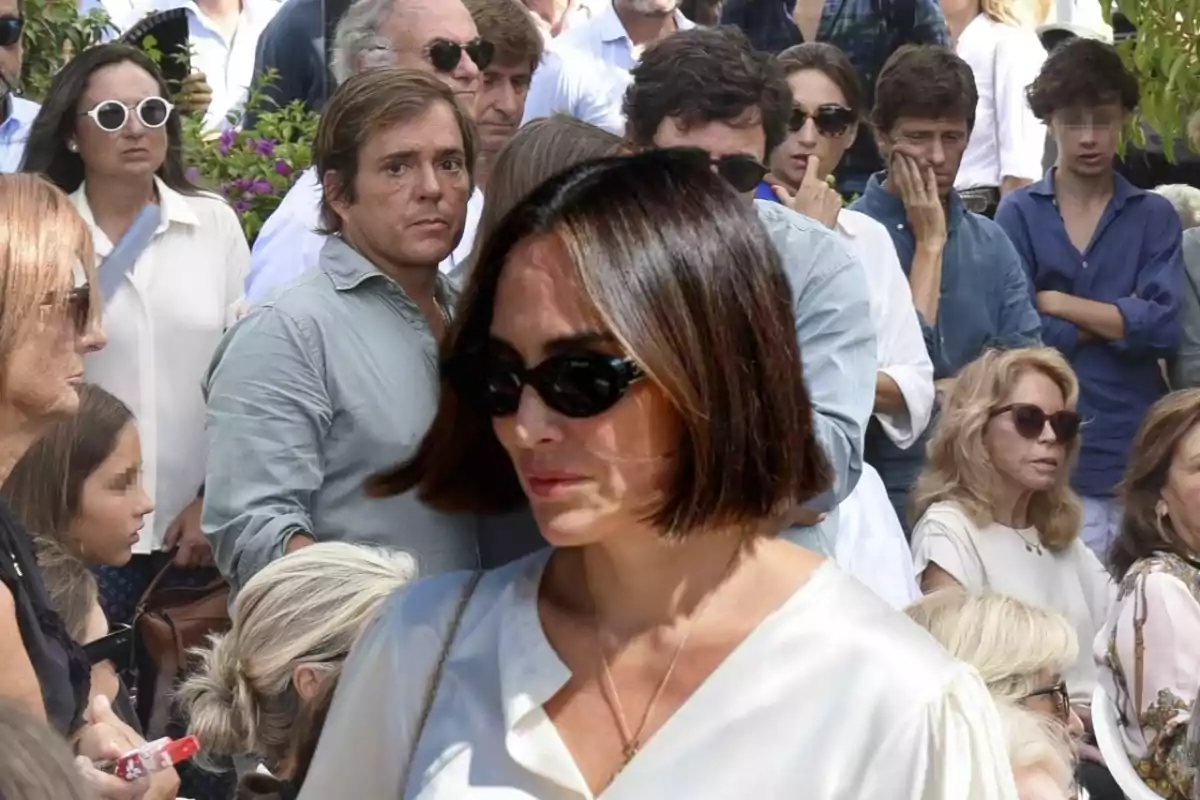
[252,138,276,157]
[218,181,231,197]
[251,179,272,195]
[274,160,292,177]
[217,128,238,156]
[233,199,251,214]
[232,177,252,192]
[185,166,201,183]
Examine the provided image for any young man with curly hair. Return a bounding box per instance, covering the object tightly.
[995,38,1184,559]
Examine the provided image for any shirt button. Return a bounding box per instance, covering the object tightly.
[1082,261,1088,268]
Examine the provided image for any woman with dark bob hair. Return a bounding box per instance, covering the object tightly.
[1095,389,1200,799]
[297,149,1017,798]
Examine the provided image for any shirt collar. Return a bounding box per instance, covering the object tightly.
[70,176,200,251]
[1029,166,1144,211]
[859,170,968,230]
[594,0,694,44]
[319,236,459,311]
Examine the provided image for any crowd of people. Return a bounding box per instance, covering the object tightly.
[0,0,1199,797]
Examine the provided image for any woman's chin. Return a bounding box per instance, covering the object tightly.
[533,506,609,548]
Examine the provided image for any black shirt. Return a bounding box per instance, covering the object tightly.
[243,0,332,129]
[0,497,89,735]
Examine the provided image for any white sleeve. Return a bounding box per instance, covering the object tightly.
[868,222,935,448]
[217,203,251,327]
[859,663,1020,800]
[911,510,987,588]
[246,169,326,305]
[993,30,1047,183]
[522,45,628,136]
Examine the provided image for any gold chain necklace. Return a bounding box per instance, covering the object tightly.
[587,548,741,773]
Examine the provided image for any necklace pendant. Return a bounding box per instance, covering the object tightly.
[622,743,638,766]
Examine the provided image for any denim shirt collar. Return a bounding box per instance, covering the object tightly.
[856,170,969,233]
[319,236,457,312]
[1028,167,1145,212]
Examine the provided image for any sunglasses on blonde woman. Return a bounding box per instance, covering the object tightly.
[40,286,91,335]
[989,404,1081,443]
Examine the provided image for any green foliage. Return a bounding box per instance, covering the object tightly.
[1107,0,1200,158]
[21,0,112,100]
[181,76,319,243]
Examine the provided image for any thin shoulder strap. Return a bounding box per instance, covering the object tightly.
[406,570,484,779]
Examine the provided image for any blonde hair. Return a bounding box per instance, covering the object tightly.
[911,347,1083,552]
[997,701,1076,797]
[1154,184,1200,229]
[179,543,417,769]
[905,589,1078,702]
[35,540,98,643]
[0,702,91,800]
[0,174,97,393]
[981,0,1022,26]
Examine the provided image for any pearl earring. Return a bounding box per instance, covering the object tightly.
[1156,501,1169,519]
[67,142,78,152]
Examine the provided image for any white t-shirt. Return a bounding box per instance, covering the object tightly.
[912,500,1115,705]
[299,553,1020,799]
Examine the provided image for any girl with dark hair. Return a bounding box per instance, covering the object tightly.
[3,384,153,568]
[20,41,247,628]
[1096,389,1200,800]
[298,150,1018,799]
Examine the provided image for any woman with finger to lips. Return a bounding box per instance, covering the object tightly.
[767,43,934,609]
[910,347,1113,726]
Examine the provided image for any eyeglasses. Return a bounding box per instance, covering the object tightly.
[989,403,1081,443]
[1023,680,1072,724]
[712,154,770,193]
[79,96,174,133]
[40,285,91,335]
[788,104,856,138]
[427,38,495,73]
[0,16,24,47]
[448,346,644,418]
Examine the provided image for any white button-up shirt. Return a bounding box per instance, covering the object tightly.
[73,178,249,552]
[0,96,41,173]
[244,168,483,304]
[555,0,694,73]
[123,0,282,130]
[954,15,1047,190]
[520,41,629,136]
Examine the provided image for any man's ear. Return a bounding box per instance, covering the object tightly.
[321,170,351,221]
[872,124,892,158]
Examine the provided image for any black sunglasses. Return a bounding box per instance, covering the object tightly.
[989,403,1081,443]
[712,153,770,193]
[0,15,22,47]
[1023,680,1072,724]
[42,285,91,335]
[428,38,494,73]
[788,104,856,138]
[449,346,644,418]
[80,96,174,133]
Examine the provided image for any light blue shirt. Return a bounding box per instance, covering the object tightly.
[0,95,41,173]
[202,236,483,590]
[755,201,876,555]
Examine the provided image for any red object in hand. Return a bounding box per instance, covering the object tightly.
[111,735,200,781]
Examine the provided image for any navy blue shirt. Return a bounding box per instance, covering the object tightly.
[995,170,1183,498]
[851,172,1042,524]
[755,181,781,203]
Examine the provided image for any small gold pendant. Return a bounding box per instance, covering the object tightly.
[622,743,638,766]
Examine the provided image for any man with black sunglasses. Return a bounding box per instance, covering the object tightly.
[0,0,38,173]
[624,26,877,556]
[247,0,494,304]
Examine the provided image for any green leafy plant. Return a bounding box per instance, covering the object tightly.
[1107,0,1200,158]
[21,0,112,100]
[181,76,319,243]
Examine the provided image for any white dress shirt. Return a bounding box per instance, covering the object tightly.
[244,168,483,304]
[300,554,1021,799]
[0,96,40,173]
[955,15,1047,190]
[122,0,282,130]
[520,41,630,136]
[556,0,694,73]
[73,178,249,553]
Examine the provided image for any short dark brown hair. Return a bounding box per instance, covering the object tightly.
[314,68,477,234]
[463,0,543,73]
[777,42,866,119]
[624,26,792,160]
[871,45,978,134]
[370,149,830,536]
[1026,38,1139,122]
[1110,389,1200,579]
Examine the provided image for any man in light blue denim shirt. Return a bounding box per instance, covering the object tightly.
[624,27,877,554]
[203,72,511,590]
[850,45,1041,529]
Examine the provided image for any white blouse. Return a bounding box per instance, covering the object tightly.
[954,15,1048,190]
[299,553,1020,799]
[912,500,1114,706]
[74,178,249,553]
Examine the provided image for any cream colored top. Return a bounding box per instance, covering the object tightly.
[299,553,1020,799]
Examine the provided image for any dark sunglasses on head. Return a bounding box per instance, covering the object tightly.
[0,15,23,47]
[428,38,494,73]
[788,103,856,138]
[448,345,644,418]
[712,153,770,193]
[989,403,1081,443]
[79,96,174,133]
[1023,680,1072,724]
